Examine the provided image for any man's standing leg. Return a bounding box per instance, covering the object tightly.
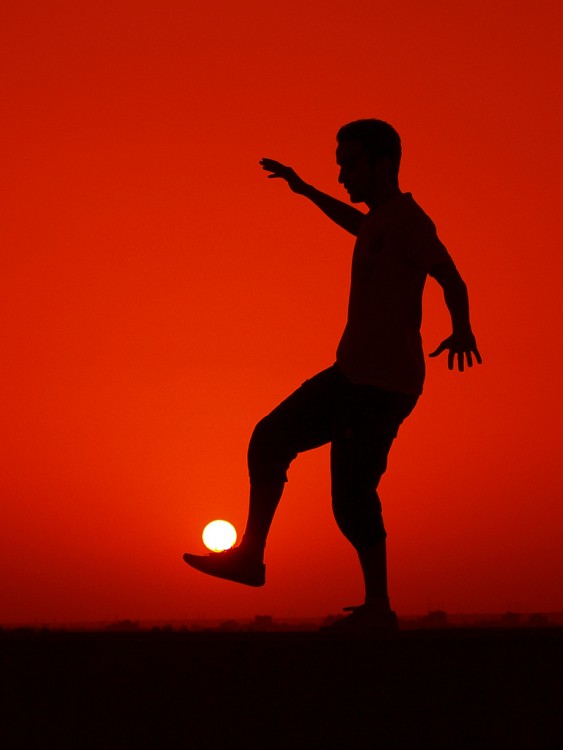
[327,385,417,630]
[358,539,390,606]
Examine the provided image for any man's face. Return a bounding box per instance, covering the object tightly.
[336,139,378,204]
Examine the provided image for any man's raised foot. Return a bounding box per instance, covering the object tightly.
[182,546,266,587]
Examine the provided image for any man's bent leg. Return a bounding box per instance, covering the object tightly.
[184,366,348,585]
[238,481,286,560]
[240,367,351,556]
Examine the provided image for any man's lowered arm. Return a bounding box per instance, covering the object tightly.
[428,258,482,372]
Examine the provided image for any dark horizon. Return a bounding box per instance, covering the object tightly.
[3,623,561,749]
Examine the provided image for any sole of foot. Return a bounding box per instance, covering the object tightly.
[183,548,266,587]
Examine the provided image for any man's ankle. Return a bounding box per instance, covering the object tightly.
[364,596,392,613]
[237,537,265,562]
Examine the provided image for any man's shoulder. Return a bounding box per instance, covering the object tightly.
[399,192,435,220]
[379,193,437,239]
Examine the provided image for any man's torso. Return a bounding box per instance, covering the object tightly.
[336,192,451,395]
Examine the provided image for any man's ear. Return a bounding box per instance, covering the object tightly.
[374,155,394,178]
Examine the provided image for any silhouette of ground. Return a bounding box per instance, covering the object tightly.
[1,627,561,749]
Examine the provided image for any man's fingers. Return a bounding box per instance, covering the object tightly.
[431,339,482,371]
[429,342,446,357]
[260,158,287,174]
[263,166,290,180]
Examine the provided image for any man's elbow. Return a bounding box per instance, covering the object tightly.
[430,260,466,291]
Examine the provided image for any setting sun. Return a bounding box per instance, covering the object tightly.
[202,520,238,552]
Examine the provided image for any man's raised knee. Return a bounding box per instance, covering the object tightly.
[247,416,291,485]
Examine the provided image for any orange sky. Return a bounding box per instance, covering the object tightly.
[2,0,562,624]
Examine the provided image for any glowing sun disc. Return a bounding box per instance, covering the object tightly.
[202,520,237,552]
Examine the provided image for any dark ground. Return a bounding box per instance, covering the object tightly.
[1,627,562,749]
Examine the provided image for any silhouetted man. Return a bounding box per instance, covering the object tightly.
[184,119,481,632]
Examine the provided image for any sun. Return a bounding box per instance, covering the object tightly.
[202,520,237,552]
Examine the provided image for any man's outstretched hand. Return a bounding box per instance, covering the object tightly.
[259,158,309,195]
[429,331,482,372]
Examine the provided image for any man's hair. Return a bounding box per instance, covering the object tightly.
[337,119,401,177]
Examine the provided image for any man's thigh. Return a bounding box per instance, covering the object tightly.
[259,365,350,454]
[331,386,418,489]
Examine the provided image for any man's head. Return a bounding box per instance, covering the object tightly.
[336,119,401,205]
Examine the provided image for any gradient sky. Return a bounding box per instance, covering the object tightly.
[2,0,562,624]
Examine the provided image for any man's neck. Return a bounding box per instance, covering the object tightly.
[365,184,402,210]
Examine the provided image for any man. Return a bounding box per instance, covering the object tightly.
[184,119,481,632]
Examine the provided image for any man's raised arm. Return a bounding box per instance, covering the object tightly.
[260,158,365,237]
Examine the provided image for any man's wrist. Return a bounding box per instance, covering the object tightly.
[300,182,316,198]
[452,324,473,336]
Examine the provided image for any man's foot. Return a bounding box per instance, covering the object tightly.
[182,547,266,587]
[321,603,399,635]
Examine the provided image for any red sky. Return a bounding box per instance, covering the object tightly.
[2,0,562,624]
